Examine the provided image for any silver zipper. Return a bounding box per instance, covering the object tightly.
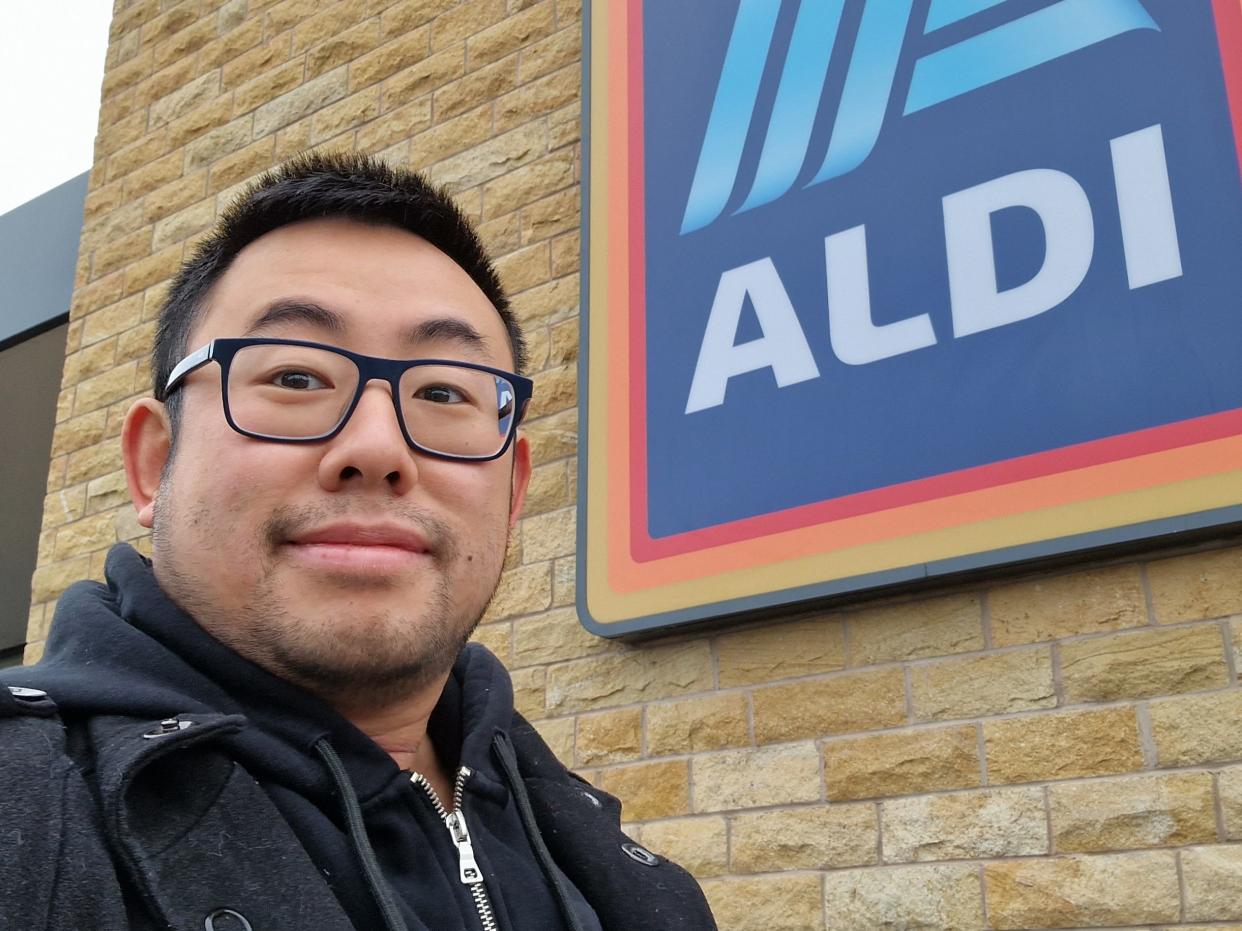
[411,766,498,931]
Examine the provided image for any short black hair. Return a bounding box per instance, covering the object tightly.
[153,152,524,430]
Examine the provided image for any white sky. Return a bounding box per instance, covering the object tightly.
[0,2,114,216]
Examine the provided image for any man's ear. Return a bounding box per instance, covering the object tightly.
[122,398,171,529]
[508,432,531,528]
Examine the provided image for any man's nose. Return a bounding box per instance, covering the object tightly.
[316,381,419,494]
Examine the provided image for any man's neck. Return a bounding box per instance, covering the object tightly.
[336,672,457,807]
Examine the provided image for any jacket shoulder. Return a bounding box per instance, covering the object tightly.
[0,689,130,931]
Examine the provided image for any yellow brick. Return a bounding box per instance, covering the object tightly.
[85,471,131,517]
[716,616,845,688]
[81,295,143,348]
[208,139,276,193]
[382,46,464,103]
[150,72,222,130]
[50,410,108,459]
[53,511,119,561]
[434,56,520,122]
[152,199,216,251]
[1061,624,1228,703]
[511,605,615,667]
[349,28,431,91]
[357,97,432,153]
[466,1,555,68]
[410,107,494,172]
[233,59,305,118]
[575,708,641,764]
[102,46,153,97]
[1049,772,1217,852]
[647,693,749,756]
[693,744,821,811]
[165,96,235,152]
[753,667,906,743]
[597,760,689,820]
[223,35,293,90]
[637,816,727,878]
[140,5,199,48]
[524,409,576,468]
[848,593,984,665]
[549,232,579,279]
[73,363,139,417]
[124,245,184,295]
[63,338,119,386]
[495,62,578,133]
[129,57,196,115]
[909,647,1055,721]
[824,863,983,930]
[548,315,578,364]
[469,620,510,661]
[518,25,579,82]
[292,2,372,54]
[1148,546,1242,623]
[151,17,215,70]
[430,0,508,51]
[530,717,573,765]
[199,17,263,70]
[30,556,91,604]
[93,229,153,279]
[702,874,825,931]
[432,123,549,194]
[882,787,1047,862]
[310,86,381,143]
[144,172,210,224]
[545,643,712,714]
[520,188,578,245]
[96,111,147,159]
[42,485,87,530]
[511,275,577,328]
[483,561,551,620]
[984,851,1179,928]
[989,564,1147,646]
[1149,688,1242,766]
[984,707,1144,784]
[66,440,125,488]
[1183,845,1242,921]
[71,272,126,321]
[824,725,980,801]
[1220,764,1242,840]
[511,665,545,718]
[732,803,877,871]
[121,151,184,204]
[521,505,574,562]
[522,459,571,517]
[381,0,458,37]
[186,119,255,172]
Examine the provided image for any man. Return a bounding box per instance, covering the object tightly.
[1,154,716,931]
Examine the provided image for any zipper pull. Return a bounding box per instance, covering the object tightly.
[445,810,483,885]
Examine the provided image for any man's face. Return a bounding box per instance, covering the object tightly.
[142,218,528,702]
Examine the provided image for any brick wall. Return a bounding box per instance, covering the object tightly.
[26,1,1242,928]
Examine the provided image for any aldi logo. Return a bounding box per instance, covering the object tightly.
[579,0,1242,636]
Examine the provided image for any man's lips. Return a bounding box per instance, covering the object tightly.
[283,523,433,571]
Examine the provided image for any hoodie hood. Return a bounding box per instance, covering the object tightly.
[6,543,516,804]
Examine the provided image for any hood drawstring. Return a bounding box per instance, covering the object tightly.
[314,738,410,931]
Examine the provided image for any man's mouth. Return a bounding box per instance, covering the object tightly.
[284,522,434,572]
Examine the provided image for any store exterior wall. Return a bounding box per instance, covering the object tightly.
[24,1,1242,927]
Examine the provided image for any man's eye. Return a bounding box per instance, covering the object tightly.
[417,384,465,403]
[275,370,328,390]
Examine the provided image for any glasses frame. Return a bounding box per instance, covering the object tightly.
[163,337,534,462]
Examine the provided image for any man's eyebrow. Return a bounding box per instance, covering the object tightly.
[244,300,346,336]
[405,317,490,353]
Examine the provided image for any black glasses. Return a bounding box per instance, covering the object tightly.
[162,338,533,462]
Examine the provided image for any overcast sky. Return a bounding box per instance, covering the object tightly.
[0,3,113,216]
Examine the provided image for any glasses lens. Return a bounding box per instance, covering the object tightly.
[227,344,359,438]
[400,364,517,458]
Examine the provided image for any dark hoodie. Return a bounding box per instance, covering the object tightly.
[3,544,607,931]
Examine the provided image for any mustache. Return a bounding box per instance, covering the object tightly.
[261,503,457,563]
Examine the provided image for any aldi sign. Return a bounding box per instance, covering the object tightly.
[578,0,1242,636]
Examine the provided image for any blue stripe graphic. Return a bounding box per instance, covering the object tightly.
[809,0,916,187]
[925,0,1009,33]
[679,0,783,235]
[737,0,848,215]
[905,0,1158,114]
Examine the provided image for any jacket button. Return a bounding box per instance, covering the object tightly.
[142,717,193,739]
[205,908,253,930]
[7,686,47,700]
[621,842,660,867]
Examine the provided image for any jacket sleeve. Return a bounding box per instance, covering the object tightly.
[0,695,130,931]
[507,713,718,931]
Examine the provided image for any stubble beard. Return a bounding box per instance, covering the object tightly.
[152,490,508,709]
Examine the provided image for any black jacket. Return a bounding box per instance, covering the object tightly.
[0,545,716,931]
